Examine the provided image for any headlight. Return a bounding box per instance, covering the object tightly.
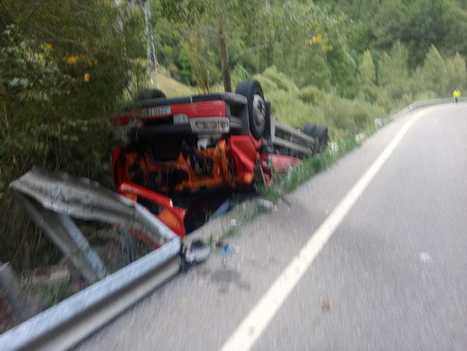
[190,118,230,134]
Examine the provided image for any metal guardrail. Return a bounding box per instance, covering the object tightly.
[1,168,182,351]
[0,251,180,351]
[402,97,467,114]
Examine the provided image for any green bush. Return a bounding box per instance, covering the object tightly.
[231,64,250,88]
[418,46,449,96]
[261,67,300,94]
[267,89,326,128]
[253,74,279,94]
[314,92,385,137]
[446,53,467,92]
[255,69,326,128]
[298,86,325,105]
[255,67,386,138]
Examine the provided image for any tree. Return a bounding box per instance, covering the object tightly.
[446,53,467,91]
[0,0,147,269]
[418,45,449,95]
[359,50,376,85]
[378,42,409,85]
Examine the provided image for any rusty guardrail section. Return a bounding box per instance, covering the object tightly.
[0,168,182,351]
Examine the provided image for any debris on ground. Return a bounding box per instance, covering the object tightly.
[355,133,366,143]
[184,240,211,264]
[321,297,332,312]
[374,118,385,128]
[218,242,235,266]
[256,198,275,212]
[219,243,234,257]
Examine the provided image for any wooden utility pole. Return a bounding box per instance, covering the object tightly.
[218,18,232,92]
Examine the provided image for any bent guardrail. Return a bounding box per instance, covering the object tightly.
[0,168,182,351]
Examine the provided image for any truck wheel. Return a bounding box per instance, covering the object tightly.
[303,123,329,152]
[303,123,319,138]
[317,126,329,152]
[236,80,268,139]
[135,88,166,101]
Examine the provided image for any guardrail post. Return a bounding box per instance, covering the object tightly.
[15,194,107,284]
[0,262,33,322]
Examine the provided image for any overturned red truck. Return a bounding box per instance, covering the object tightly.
[111,80,328,238]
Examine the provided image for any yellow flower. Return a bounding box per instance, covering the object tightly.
[41,42,53,50]
[311,34,322,45]
[83,73,91,82]
[66,55,79,65]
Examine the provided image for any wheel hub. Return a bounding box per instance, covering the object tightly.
[252,94,266,131]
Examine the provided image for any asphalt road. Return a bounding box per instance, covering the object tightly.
[77,103,467,351]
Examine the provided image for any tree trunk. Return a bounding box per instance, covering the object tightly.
[141,0,158,86]
[218,19,232,92]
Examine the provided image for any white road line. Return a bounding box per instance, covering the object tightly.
[220,110,425,351]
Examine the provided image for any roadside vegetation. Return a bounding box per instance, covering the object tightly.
[1,0,467,272]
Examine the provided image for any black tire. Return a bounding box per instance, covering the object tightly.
[317,126,329,152]
[303,123,329,152]
[236,80,268,139]
[135,88,166,101]
[303,123,319,138]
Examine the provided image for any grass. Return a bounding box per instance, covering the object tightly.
[262,136,360,202]
[154,72,195,97]
[154,70,224,97]
[222,204,261,239]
